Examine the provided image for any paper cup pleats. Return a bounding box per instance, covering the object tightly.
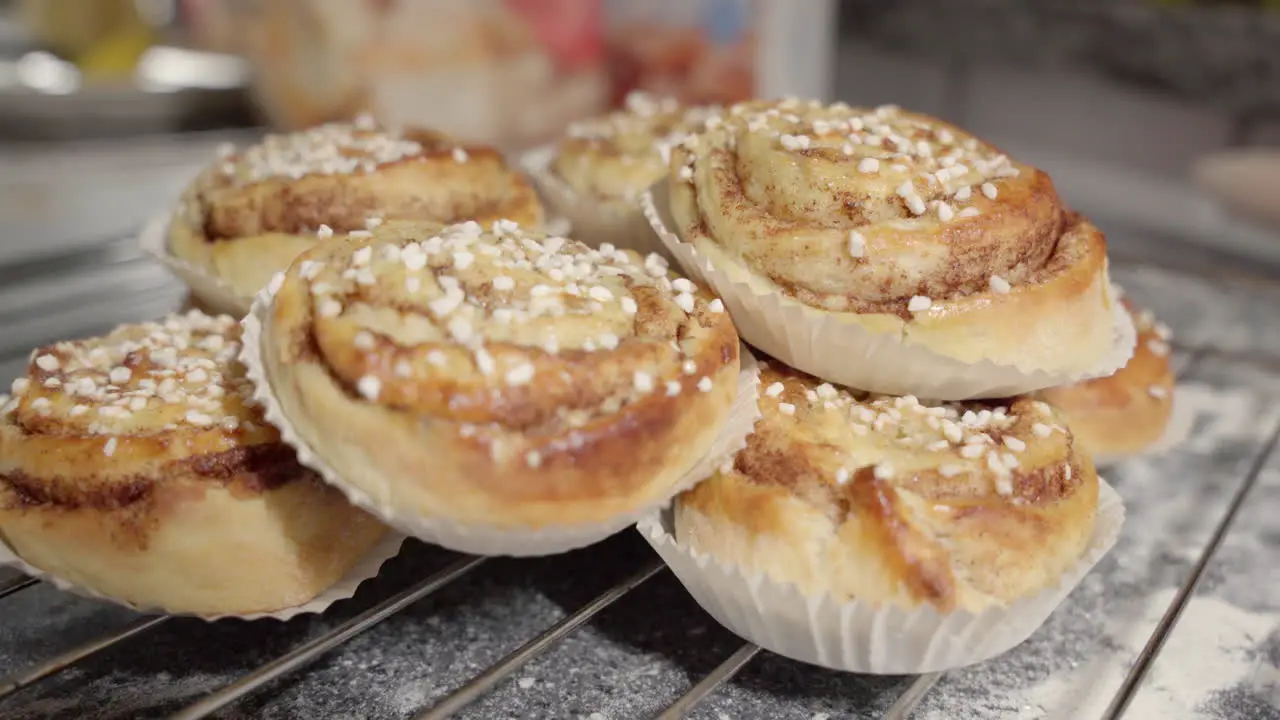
[637,479,1123,674]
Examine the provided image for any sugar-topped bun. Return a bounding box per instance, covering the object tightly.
[259,220,741,548]
[675,361,1099,613]
[553,92,712,202]
[661,99,1126,390]
[0,311,389,615]
[530,92,713,255]
[1040,299,1175,460]
[170,118,545,312]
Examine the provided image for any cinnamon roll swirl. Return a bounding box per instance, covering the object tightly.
[675,362,1099,614]
[255,220,742,552]
[528,92,713,256]
[168,118,545,313]
[1040,298,1175,461]
[0,311,389,616]
[656,99,1129,397]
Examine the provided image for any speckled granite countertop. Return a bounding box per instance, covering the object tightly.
[0,235,1278,718]
[840,0,1280,115]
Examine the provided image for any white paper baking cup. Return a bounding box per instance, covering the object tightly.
[242,286,762,556]
[522,145,671,260]
[138,213,253,317]
[637,478,1123,674]
[0,530,406,621]
[641,191,1137,401]
[1091,383,1196,467]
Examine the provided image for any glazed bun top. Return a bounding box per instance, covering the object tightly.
[554,92,716,202]
[667,98,1078,314]
[4,311,267,442]
[0,311,306,508]
[179,118,544,242]
[266,219,741,458]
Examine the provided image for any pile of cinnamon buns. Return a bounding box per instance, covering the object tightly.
[0,93,1177,671]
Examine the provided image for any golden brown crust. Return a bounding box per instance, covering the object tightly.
[169,121,545,304]
[675,362,1099,613]
[0,475,387,615]
[263,220,742,529]
[1040,300,1175,458]
[552,92,715,202]
[668,100,1057,310]
[0,311,388,615]
[665,99,1121,375]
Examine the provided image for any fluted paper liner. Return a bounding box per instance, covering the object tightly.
[138,214,253,317]
[0,530,406,621]
[637,478,1123,674]
[242,284,762,556]
[641,191,1137,400]
[141,213,576,319]
[1091,383,1195,467]
[523,145,670,260]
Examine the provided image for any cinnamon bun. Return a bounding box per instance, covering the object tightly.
[167,118,545,314]
[253,220,743,554]
[674,362,1099,614]
[1040,299,1175,461]
[527,92,713,256]
[0,311,389,616]
[652,99,1131,399]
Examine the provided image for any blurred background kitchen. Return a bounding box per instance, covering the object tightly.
[1,0,1279,381]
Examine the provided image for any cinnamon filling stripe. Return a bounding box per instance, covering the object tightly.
[1,443,311,511]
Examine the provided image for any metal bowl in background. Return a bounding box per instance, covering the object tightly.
[0,45,257,141]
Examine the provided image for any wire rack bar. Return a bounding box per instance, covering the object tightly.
[883,673,943,720]
[1100,417,1280,720]
[657,642,761,719]
[169,556,486,720]
[417,560,666,719]
[1172,342,1280,374]
[1107,246,1280,287]
[0,575,35,602]
[0,615,169,699]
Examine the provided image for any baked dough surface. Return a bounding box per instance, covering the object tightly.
[0,311,387,615]
[676,361,1099,613]
[1041,300,1175,458]
[264,220,741,529]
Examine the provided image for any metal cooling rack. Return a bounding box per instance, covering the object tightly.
[0,236,1277,719]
